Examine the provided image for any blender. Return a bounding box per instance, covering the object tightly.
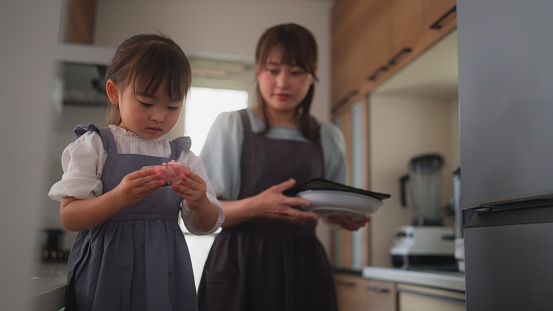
[390,153,456,270]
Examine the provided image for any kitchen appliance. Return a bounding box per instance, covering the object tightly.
[40,228,69,262]
[457,1,553,309]
[399,153,444,226]
[390,154,455,269]
[452,167,465,272]
[390,225,456,270]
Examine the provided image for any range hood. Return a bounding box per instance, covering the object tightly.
[55,43,115,107]
[54,43,255,107]
[57,62,107,106]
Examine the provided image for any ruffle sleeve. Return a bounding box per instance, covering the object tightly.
[48,131,105,202]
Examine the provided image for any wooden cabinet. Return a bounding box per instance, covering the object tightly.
[334,273,397,311]
[59,0,98,44]
[331,0,457,114]
[397,284,465,311]
[331,0,370,109]
[330,0,458,269]
[423,0,457,47]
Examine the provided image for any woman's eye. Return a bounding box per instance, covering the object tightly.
[267,69,279,75]
[291,71,304,76]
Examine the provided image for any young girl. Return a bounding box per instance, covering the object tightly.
[48,33,224,311]
[197,23,369,311]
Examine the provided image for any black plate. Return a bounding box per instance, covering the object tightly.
[284,178,391,201]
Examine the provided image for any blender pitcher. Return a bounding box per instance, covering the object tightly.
[400,154,444,226]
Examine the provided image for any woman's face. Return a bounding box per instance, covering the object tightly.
[256,47,315,114]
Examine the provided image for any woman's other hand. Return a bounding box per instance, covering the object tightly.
[326,215,371,231]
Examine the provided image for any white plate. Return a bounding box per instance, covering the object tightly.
[297,190,383,217]
[309,206,369,221]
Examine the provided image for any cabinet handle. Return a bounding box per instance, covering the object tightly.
[367,66,388,81]
[387,47,413,66]
[397,287,465,305]
[429,6,457,30]
[332,90,358,113]
[365,286,391,294]
[367,47,412,83]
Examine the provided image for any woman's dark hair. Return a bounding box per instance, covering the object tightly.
[105,33,192,125]
[255,23,320,141]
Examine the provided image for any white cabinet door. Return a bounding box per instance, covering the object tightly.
[398,284,465,311]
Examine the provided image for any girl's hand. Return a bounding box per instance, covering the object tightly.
[251,178,318,225]
[60,167,166,232]
[326,215,371,231]
[111,167,166,207]
[172,170,219,232]
[172,170,211,212]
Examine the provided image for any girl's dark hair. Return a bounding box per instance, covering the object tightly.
[255,23,320,141]
[105,33,192,125]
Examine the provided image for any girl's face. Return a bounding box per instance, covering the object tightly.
[106,79,183,139]
[256,47,315,114]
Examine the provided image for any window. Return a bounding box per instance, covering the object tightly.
[181,87,248,289]
[181,57,254,290]
[184,87,248,155]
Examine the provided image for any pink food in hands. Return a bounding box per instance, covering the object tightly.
[151,160,189,184]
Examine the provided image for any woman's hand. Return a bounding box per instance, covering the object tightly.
[251,178,318,225]
[326,215,371,231]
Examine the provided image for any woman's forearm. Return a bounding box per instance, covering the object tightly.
[219,197,257,228]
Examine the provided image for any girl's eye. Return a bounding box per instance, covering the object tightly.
[167,106,179,111]
[139,101,153,107]
[291,71,305,76]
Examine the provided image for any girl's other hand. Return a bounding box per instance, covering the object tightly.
[252,178,318,225]
[172,170,210,212]
[112,167,166,207]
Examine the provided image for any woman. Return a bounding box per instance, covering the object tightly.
[197,23,369,311]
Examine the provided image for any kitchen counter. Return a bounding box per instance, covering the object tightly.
[29,262,67,310]
[362,266,465,292]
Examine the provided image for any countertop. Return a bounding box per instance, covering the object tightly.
[29,262,67,310]
[362,266,465,292]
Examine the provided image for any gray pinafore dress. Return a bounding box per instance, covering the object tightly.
[65,124,198,311]
[197,109,338,311]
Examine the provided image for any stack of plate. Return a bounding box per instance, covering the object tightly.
[284,178,391,220]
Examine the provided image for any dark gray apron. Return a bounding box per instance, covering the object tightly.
[198,109,338,311]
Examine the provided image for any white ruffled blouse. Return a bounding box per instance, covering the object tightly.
[48,125,224,235]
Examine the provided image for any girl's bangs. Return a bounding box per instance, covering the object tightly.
[130,49,187,100]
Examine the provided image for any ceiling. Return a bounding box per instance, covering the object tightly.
[373,30,458,101]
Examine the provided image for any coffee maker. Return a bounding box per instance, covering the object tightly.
[390,153,456,270]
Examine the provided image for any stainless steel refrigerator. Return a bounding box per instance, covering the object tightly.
[457,0,553,310]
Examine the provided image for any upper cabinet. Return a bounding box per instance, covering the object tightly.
[423,0,457,46]
[331,0,457,113]
[331,0,371,110]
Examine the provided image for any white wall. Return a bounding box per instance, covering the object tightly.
[93,0,333,122]
[368,94,459,267]
[1,0,60,309]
